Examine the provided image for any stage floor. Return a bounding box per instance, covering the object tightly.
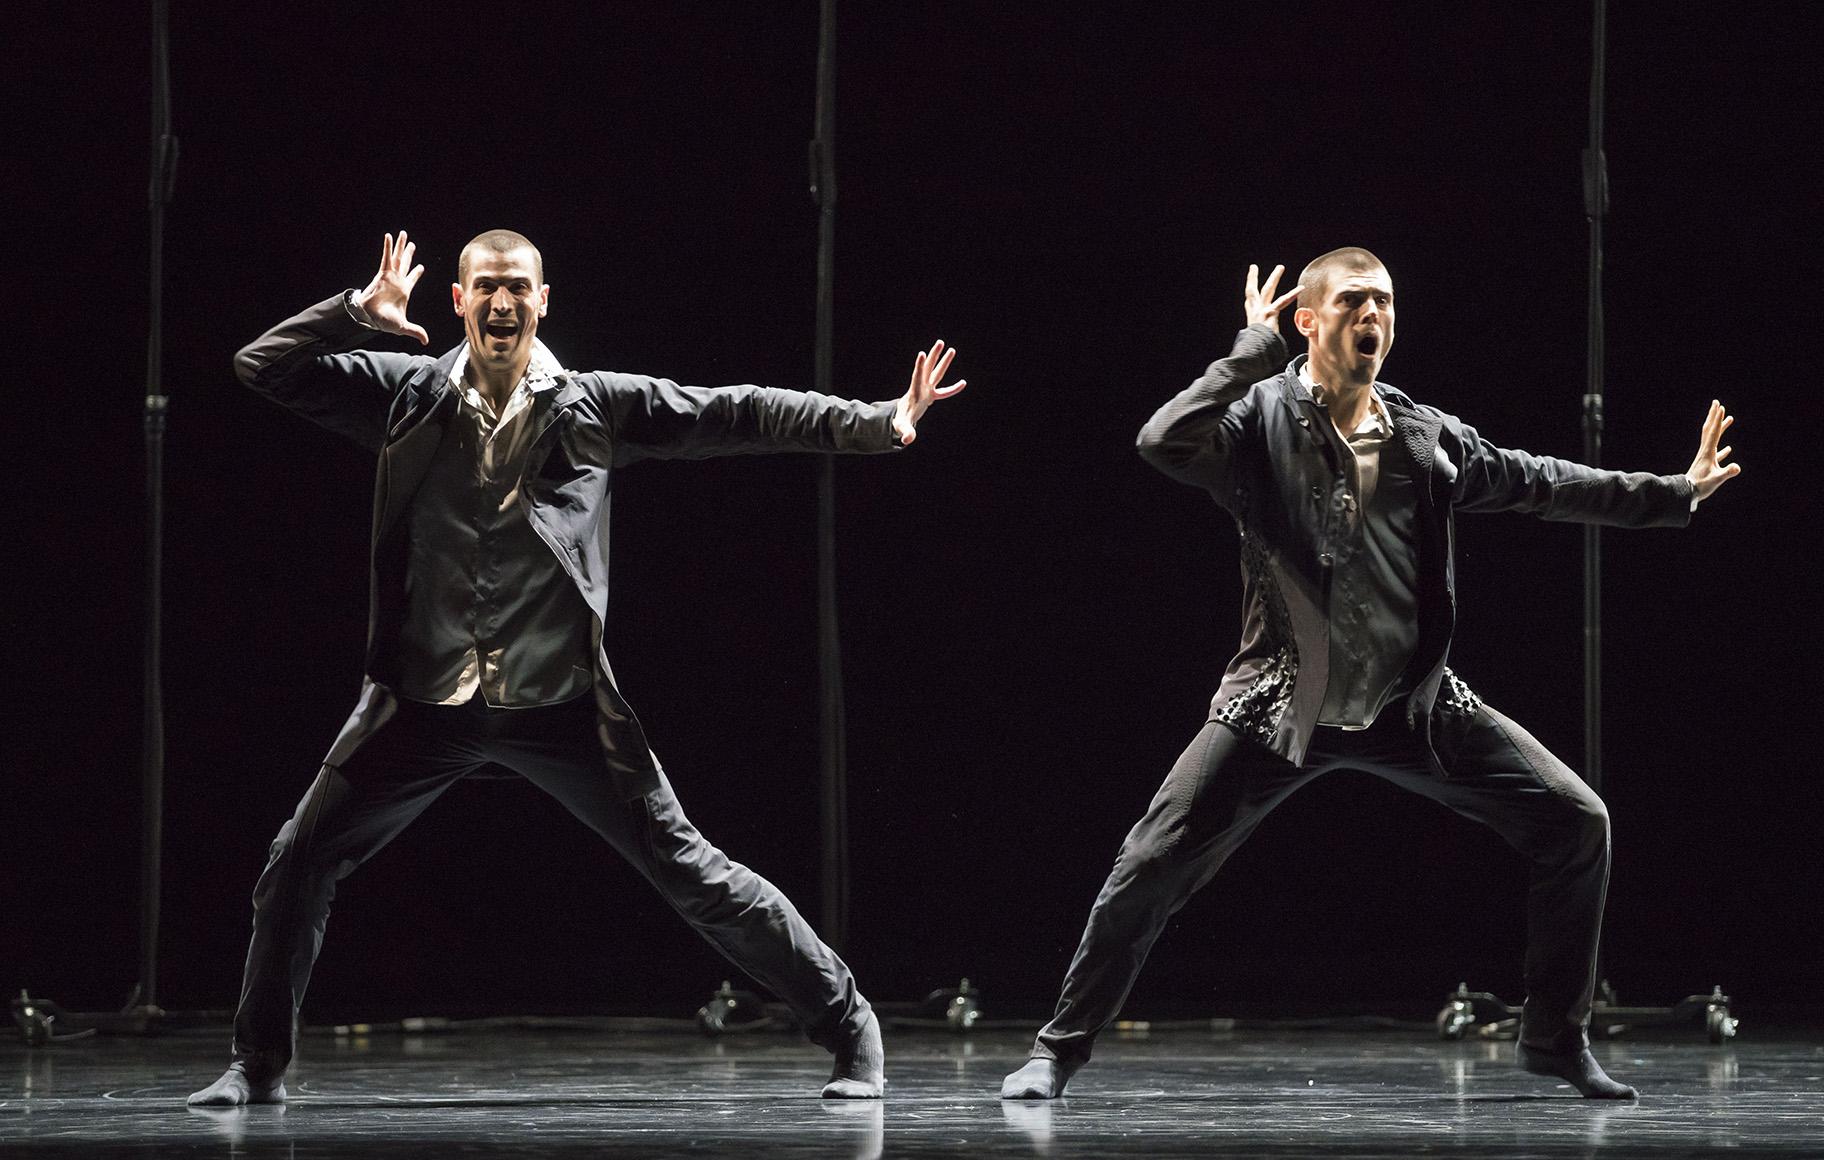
[3,1024,1820,1157]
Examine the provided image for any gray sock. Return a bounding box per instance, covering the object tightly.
[1517,1043,1639,1099]
[187,1063,287,1107]
[822,1011,885,1099]
[1000,1057,1078,1100]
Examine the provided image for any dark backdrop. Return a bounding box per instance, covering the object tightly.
[10,1,1818,1027]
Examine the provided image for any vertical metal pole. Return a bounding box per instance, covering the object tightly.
[810,0,848,952]
[141,0,178,1013]
[1581,0,1608,794]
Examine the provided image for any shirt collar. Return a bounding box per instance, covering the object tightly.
[1296,357,1391,437]
[449,338,566,420]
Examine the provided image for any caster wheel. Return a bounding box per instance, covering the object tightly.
[1436,1001,1473,1041]
[1706,1004,1738,1043]
[696,981,766,1037]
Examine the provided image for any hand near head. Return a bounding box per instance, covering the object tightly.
[1686,399,1740,506]
[356,231,429,345]
[1244,263,1302,333]
[893,339,966,445]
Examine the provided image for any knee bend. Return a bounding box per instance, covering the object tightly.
[666,878,753,929]
[651,841,750,923]
[250,847,352,915]
[1113,837,1193,890]
[675,884,746,927]
[1566,796,1610,853]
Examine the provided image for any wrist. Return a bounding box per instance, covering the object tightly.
[343,288,380,328]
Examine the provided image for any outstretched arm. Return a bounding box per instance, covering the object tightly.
[1451,400,1741,527]
[601,342,964,464]
[1137,263,1299,492]
[1685,399,1741,507]
[598,382,883,462]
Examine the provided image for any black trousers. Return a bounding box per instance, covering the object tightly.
[1034,703,1610,1066]
[230,694,868,1079]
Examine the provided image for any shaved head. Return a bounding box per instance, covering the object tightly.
[458,229,543,286]
[1297,246,1386,309]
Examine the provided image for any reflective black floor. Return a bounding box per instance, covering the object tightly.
[4,1024,1821,1157]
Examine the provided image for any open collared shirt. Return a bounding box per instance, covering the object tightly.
[391,338,598,707]
[1299,362,1422,729]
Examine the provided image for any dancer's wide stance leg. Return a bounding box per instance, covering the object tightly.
[191,703,481,1105]
[1004,722,1315,1098]
[1360,706,1634,1098]
[1003,705,1633,1100]
[503,698,879,1097]
[194,697,878,1105]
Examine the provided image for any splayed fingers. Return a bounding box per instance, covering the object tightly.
[1687,399,1741,504]
[1244,263,1301,332]
[359,230,429,344]
[894,339,967,445]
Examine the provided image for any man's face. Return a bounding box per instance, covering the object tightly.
[1295,266,1395,386]
[451,246,549,371]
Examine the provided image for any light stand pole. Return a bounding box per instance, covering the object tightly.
[138,0,179,1022]
[1581,0,1608,800]
[809,0,849,955]
[14,0,184,1044]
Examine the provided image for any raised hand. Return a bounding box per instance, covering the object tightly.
[1685,399,1741,506]
[1244,263,1301,333]
[355,231,429,345]
[892,339,966,445]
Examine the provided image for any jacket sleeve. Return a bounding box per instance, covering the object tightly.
[1136,325,1286,494]
[593,373,902,466]
[232,292,427,454]
[1446,415,1695,527]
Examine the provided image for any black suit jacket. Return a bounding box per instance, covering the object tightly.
[236,293,901,798]
[1137,325,1695,773]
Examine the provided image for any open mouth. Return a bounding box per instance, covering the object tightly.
[484,321,519,340]
[1355,332,1380,358]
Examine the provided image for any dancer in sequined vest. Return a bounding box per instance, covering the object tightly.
[1001,247,1739,1101]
